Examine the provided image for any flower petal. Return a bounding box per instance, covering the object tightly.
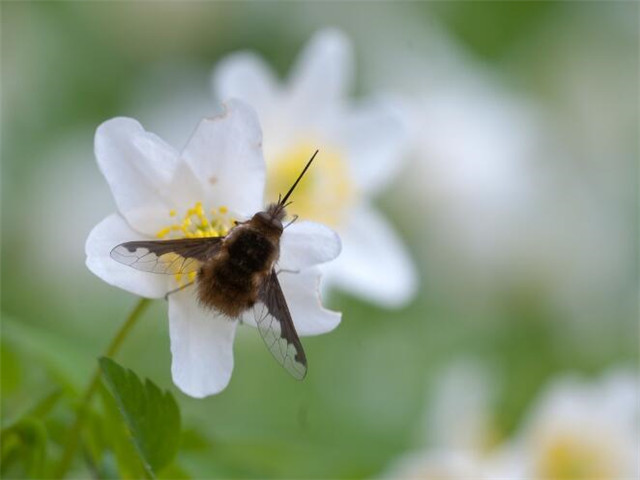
[324,205,417,308]
[279,221,341,271]
[242,267,341,336]
[338,98,408,194]
[213,52,279,117]
[287,28,353,118]
[181,100,265,217]
[168,289,238,397]
[95,117,201,235]
[85,214,170,298]
[279,267,341,336]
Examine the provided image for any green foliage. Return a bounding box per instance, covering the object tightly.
[2,314,89,391]
[0,341,22,395]
[24,390,64,420]
[1,418,47,478]
[99,383,151,479]
[99,357,181,478]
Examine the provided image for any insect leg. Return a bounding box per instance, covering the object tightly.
[164,281,196,300]
[276,268,300,275]
[284,215,299,229]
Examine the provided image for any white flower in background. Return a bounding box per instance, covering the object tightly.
[85,100,341,397]
[423,361,498,453]
[212,28,416,308]
[359,6,633,329]
[400,78,542,291]
[383,361,510,479]
[506,369,639,480]
[384,364,639,480]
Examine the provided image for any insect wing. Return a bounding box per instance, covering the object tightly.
[110,237,223,275]
[254,270,307,379]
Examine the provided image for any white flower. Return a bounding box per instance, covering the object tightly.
[505,369,639,480]
[85,100,341,398]
[401,77,542,290]
[383,361,513,480]
[212,28,417,308]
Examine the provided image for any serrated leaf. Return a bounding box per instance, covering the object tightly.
[99,357,181,477]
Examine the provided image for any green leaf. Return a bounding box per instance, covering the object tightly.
[99,385,149,479]
[99,357,181,477]
[1,417,47,478]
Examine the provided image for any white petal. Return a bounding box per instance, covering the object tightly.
[168,289,238,398]
[85,214,170,298]
[280,267,341,336]
[182,100,265,217]
[242,267,341,337]
[213,52,279,116]
[339,98,408,194]
[95,117,201,235]
[325,205,417,308]
[287,28,353,118]
[279,221,341,271]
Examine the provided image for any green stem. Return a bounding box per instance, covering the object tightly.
[55,298,151,478]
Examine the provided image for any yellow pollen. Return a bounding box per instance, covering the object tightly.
[267,141,356,227]
[156,202,236,286]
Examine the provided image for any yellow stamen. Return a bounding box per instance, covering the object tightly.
[155,227,172,239]
[156,202,236,285]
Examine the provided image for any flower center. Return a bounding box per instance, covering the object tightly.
[155,202,235,286]
[537,434,619,479]
[155,201,234,240]
[266,141,356,227]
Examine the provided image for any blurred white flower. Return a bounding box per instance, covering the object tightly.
[360,6,634,330]
[504,369,639,479]
[423,361,497,452]
[384,361,509,479]
[212,28,417,308]
[85,100,341,397]
[398,76,544,307]
[385,363,639,480]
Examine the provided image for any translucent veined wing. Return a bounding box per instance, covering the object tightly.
[110,237,223,275]
[253,269,307,380]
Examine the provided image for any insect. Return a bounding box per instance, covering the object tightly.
[110,151,320,380]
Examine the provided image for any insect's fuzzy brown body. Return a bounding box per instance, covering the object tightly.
[197,207,283,318]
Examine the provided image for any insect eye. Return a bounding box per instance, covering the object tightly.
[256,212,270,223]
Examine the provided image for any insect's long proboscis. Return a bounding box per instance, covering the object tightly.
[276,149,319,211]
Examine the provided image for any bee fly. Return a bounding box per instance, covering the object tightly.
[110,151,321,380]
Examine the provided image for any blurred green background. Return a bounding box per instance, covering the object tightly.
[2,2,637,478]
